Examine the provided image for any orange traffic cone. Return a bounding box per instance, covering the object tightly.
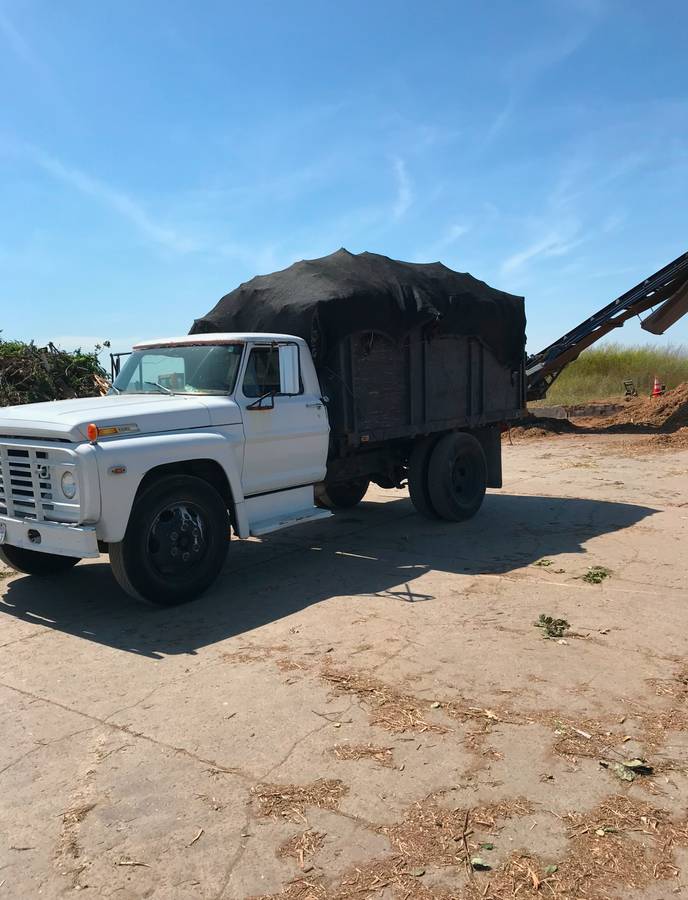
[651,376,663,398]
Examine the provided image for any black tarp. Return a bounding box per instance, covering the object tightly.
[190,248,526,369]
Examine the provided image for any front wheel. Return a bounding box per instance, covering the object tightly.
[426,432,487,522]
[109,475,230,606]
[0,544,80,576]
[318,478,370,509]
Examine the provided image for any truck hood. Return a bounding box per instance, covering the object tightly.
[0,394,243,442]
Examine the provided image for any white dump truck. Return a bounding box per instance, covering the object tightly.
[0,251,527,605]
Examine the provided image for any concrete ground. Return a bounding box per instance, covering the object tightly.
[1,434,687,899]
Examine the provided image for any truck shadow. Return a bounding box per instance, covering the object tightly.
[0,492,657,659]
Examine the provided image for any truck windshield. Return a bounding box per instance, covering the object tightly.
[113,344,244,395]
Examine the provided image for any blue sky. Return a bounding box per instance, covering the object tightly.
[1,0,687,359]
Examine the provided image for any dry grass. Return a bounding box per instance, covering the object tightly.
[320,665,516,735]
[252,860,445,900]
[383,797,533,868]
[251,779,348,823]
[458,797,688,899]
[649,663,688,701]
[331,743,394,767]
[321,663,688,776]
[321,666,447,733]
[278,830,327,866]
[276,657,310,673]
[257,793,688,900]
[222,644,290,665]
[256,797,533,900]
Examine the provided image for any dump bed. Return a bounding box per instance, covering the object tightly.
[191,248,527,449]
[322,326,525,450]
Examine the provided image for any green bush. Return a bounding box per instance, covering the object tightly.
[0,338,108,407]
[538,343,688,406]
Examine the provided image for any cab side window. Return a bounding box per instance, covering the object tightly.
[242,347,281,398]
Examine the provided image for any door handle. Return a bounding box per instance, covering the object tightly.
[306,402,322,408]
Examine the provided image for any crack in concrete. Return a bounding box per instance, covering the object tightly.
[0,724,98,777]
[103,684,167,722]
[0,628,51,651]
[0,679,261,785]
[213,807,253,900]
[259,707,354,782]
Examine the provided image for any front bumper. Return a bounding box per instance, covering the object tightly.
[0,515,99,559]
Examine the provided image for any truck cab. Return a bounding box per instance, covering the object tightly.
[0,334,333,605]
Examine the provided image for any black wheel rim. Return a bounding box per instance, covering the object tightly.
[147,502,209,577]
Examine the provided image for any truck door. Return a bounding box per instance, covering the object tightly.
[238,343,329,497]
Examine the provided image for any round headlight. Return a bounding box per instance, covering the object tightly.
[61,471,77,500]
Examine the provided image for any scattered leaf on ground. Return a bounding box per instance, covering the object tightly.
[535,614,570,638]
[471,857,491,870]
[583,566,612,584]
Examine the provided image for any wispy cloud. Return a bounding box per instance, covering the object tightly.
[0,9,40,70]
[26,146,196,254]
[414,223,472,262]
[486,11,603,143]
[391,157,412,221]
[501,229,584,274]
[0,8,65,107]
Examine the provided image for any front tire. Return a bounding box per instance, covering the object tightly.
[0,544,79,576]
[109,475,230,606]
[426,432,487,522]
[318,478,370,509]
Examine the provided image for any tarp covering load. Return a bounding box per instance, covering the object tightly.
[190,248,526,370]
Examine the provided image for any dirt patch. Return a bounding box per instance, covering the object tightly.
[331,743,395,767]
[639,426,688,451]
[251,779,349,823]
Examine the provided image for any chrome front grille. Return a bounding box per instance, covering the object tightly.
[0,444,79,523]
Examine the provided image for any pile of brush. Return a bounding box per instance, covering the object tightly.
[0,338,109,407]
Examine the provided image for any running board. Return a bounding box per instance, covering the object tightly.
[250,506,332,536]
[245,484,333,537]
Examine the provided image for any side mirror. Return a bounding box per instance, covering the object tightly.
[278,344,300,395]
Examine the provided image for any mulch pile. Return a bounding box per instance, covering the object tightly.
[509,383,688,450]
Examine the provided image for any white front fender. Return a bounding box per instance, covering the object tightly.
[93,428,247,543]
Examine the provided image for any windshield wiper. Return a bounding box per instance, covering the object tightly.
[141,380,174,395]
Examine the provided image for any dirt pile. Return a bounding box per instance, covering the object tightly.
[602,382,688,428]
[509,383,688,442]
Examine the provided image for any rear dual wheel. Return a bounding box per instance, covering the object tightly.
[408,432,487,522]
